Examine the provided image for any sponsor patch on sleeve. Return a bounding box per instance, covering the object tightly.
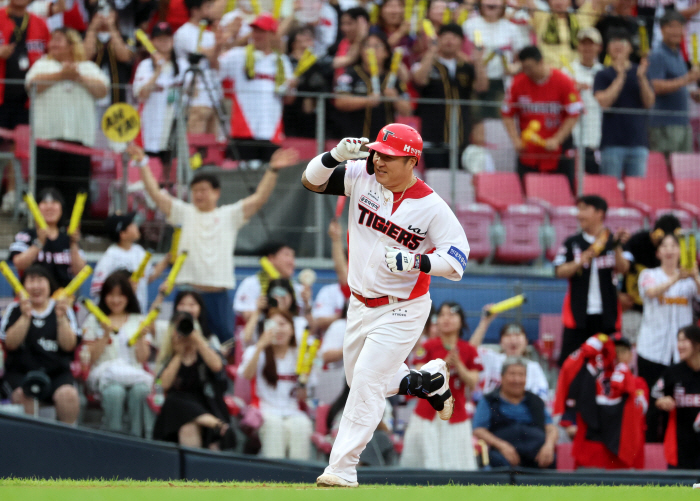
[447,246,467,271]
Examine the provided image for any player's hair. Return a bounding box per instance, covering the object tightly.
[98,270,142,315]
[184,0,211,13]
[679,324,700,346]
[266,278,300,316]
[501,356,528,376]
[172,290,211,338]
[499,322,527,341]
[22,264,59,296]
[576,194,608,215]
[654,214,681,235]
[518,45,543,63]
[262,308,297,387]
[287,25,315,55]
[438,23,464,39]
[437,301,468,336]
[190,172,220,190]
[343,6,370,22]
[260,241,293,258]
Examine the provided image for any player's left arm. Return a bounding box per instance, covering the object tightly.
[385,204,469,280]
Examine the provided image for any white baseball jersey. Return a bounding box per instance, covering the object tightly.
[173,22,221,108]
[637,267,700,365]
[218,46,292,141]
[90,243,154,313]
[312,283,347,319]
[342,159,470,299]
[476,347,550,402]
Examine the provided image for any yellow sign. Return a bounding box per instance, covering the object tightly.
[101,103,141,143]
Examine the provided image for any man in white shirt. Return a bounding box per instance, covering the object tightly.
[564,28,604,174]
[130,143,299,342]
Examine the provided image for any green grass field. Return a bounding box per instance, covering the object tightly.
[0,479,697,501]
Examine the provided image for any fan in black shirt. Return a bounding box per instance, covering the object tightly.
[0,264,80,424]
[9,188,86,288]
[653,324,700,469]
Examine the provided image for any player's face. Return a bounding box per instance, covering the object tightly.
[501,364,527,397]
[500,330,527,357]
[270,313,294,345]
[39,199,63,226]
[105,285,129,315]
[656,234,680,267]
[152,34,174,56]
[269,247,296,278]
[24,274,50,303]
[176,294,201,321]
[190,180,220,211]
[373,152,416,190]
[436,305,462,336]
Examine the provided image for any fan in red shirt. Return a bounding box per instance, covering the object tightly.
[502,45,582,190]
[400,302,483,470]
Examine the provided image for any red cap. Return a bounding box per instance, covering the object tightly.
[250,13,279,32]
[366,123,423,161]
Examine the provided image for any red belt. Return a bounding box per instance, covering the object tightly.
[352,291,404,308]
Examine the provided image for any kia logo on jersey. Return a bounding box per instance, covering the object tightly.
[360,195,380,212]
[357,204,425,250]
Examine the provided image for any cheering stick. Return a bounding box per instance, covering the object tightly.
[53,265,93,300]
[404,0,415,36]
[196,20,207,53]
[474,30,483,50]
[485,294,526,317]
[135,29,157,54]
[302,339,320,374]
[169,226,182,261]
[693,34,699,66]
[81,297,118,335]
[589,228,610,256]
[560,54,574,75]
[680,235,689,270]
[639,25,649,57]
[457,8,468,24]
[422,19,436,41]
[296,329,309,374]
[67,192,87,236]
[294,48,318,77]
[24,193,47,230]
[127,307,160,347]
[0,261,28,299]
[367,48,381,95]
[680,233,696,270]
[250,0,261,15]
[272,0,283,19]
[417,0,427,22]
[162,252,188,296]
[442,6,451,24]
[260,256,281,280]
[225,0,236,12]
[689,234,697,270]
[131,251,152,282]
[521,120,545,147]
[386,48,404,90]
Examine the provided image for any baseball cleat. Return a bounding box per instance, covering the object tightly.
[316,473,359,488]
[420,358,454,421]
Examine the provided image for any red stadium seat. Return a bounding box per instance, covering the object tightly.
[556,442,575,470]
[524,173,575,208]
[675,179,700,219]
[624,177,674,217]
[547,206,579,261]
[583,175,625,208]
[605,207,645,235]
[474,172,524,212]
[311,404,334,455]
[646,151,669,182]
[495,204,545,263]
[282,137,318,160]
[643,443,667,470]
[188,133,225,165]
[455,203,495,261]
[425,170,474,204]
[670,152,700,180]
[537,313,563,365]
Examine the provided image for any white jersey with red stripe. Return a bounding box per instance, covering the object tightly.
[218,46,292,142]
[343,159,469,299]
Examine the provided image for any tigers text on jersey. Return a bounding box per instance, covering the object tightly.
[342,159,469,299]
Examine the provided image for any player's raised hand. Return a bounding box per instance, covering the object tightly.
[385,246,418,273]
[330,137,370,163]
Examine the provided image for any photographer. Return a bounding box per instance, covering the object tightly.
[152,310,235,450]
[239,308,313,460]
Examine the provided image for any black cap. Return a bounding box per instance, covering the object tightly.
[660,10,686,27]
[612,332,632,349]
[105,212,137,242]
[607,27,632,44]
[151,21,173,38]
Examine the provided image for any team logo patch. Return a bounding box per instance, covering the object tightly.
[447,246,467,271]
[359,194,380,211]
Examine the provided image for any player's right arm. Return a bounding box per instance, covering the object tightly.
[301,137,369,194]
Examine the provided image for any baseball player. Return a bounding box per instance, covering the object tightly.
[301,123,470,487]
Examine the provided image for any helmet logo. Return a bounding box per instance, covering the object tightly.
[382,129,395,142]
[403,144,420,155]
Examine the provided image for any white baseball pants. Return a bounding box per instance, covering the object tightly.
[323,293,432,483]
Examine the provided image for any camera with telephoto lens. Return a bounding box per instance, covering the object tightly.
[174,312,195,336]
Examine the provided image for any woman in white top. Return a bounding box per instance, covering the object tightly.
[463,0,527,117]
[25,27,108,218]
[469,306,549,403]
[82,271,154,436]
[133,22,187,166]
[239,308,313,460]
[637,233,700,441]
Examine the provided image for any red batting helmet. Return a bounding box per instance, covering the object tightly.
[365,123,423,175]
